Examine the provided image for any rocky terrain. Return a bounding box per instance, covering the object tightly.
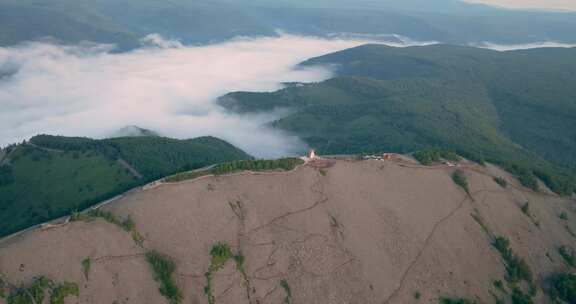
[1,156,575,303]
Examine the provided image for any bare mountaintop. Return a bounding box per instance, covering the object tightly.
[0,158,574,303]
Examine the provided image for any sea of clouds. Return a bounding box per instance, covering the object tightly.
[0,33,441,158]
[0,34,373,158]
[1,33,575,158]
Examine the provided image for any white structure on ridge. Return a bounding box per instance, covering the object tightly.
[308,149,317,160]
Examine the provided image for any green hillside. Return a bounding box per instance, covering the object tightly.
[0,135,250,237]
[220,44,576,195]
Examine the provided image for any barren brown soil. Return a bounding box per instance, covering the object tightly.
[1,159,575,304]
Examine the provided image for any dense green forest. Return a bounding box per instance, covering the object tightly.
[0,135,250,237]
[220,44,576,195]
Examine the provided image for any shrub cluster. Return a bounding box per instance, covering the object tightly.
[533,169,575,196]
[5,276,78,304]
[164,170,211,183]
[211,158,304,175]
[439,297,476,304]
[280,279,293,304]
[204,242,247,304]
[413,148,460,166]
[73,209,144,246]
[493,236,533,284]
[520,202,530,216]
[510,288,533,304]
[50,282,79,304]
[503,164,539,192]
[145,251,181,304]
[6,276,51,304]
[549,273,576,303]
[452,170,470,194]
[82,258,91,280]
[204,243,234,304]
[209,243,233,271]
[493,177,508,188]
[558,246,576,267]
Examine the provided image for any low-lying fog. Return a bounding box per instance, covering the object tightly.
[1,34,574,157]
[0,34,426,158]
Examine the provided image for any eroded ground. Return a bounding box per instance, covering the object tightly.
[1,159,575,303]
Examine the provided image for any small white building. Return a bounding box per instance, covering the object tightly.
[309,149,317,159]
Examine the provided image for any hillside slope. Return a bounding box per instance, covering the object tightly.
[220,44,576,195]
[0,135,250,237]
[0,158,575,303]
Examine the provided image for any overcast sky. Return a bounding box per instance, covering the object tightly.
[463,0,576,11]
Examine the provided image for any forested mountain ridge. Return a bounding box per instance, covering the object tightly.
[2,0,576,49]
[0,134,250,237]
[220,44,576,195]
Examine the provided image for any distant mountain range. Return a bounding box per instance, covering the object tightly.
[2,0,576,50]
[220,44,576,195]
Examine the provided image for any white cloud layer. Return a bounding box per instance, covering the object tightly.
[475,41,576,51]
[0,34,408,158]
[461,0,576,11]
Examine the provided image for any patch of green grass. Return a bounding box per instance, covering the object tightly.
[209,243,233,272]
[49,282,79,304]
[202,243,250,304]
[81,257,91,280]
[493,177,508,188]
[559,212,569,221]
[280,279,292,304]
[452,170,470,194]
[559,246,576,268]
[145,250,181,304]
[204,242,234,304]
